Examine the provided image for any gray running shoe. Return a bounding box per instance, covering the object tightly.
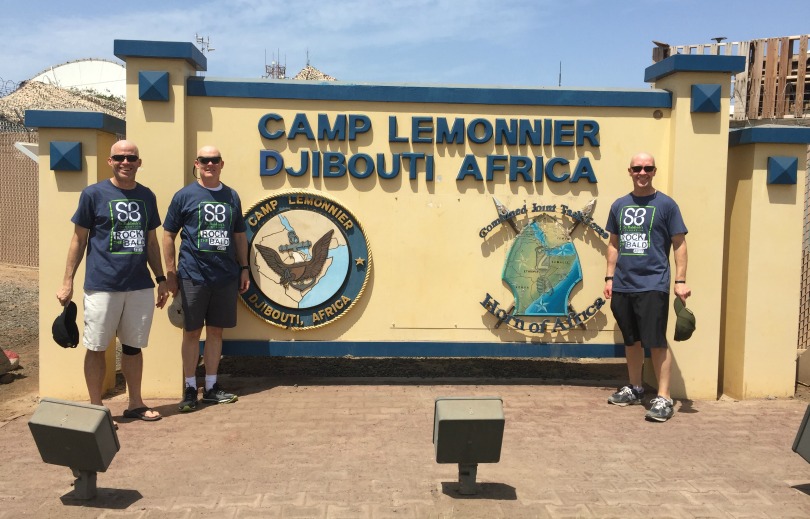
[179,385,198,413]
[202,383,238,404]
[645,396,674,422]
[608,385,644,406]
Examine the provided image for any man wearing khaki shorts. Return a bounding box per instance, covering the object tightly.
[57,140,169,422]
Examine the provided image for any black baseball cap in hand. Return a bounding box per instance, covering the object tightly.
[674,298,696,341]
[52,301,79,348]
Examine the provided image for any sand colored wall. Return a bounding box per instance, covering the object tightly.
[32,40,809,401]
[122,57,201,398]
[37,128,119,400]
[723,139,807,399]
[183,100,664,344]
[649,71,733,399]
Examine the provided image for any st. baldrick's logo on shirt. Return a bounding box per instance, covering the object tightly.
[110,198,148,254]
[617,205,653,255]
[240,191,372,329]
[198,202,232,251]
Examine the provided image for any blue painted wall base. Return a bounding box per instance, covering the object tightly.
[210,340,627,358]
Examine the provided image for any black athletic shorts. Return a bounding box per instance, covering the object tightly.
[179,277,239,331]
[610,291,669,348]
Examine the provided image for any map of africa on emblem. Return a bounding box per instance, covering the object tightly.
[502,214,583,316]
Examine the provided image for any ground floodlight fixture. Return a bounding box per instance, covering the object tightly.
[433,396,505,495]
[28,397,120,499]
[793,404,810,464]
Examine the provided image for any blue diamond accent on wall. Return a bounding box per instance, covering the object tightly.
[50,141,82,171]
[139,71,170,101]
[691,84,722,113]
[767,156,798,185]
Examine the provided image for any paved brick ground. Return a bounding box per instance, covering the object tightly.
[2,378,810,518]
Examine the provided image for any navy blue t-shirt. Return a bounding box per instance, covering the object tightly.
[605,191,687,293]
[163,182,246,285]
[72,180,161,292]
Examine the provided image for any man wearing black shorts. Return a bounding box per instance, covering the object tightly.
[603,152,691,422]
[163,145,250,412]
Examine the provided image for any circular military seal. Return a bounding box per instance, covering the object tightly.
[241,191,372,329]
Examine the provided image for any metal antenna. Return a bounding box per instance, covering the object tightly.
[264,49,286,79]
[195,34,215,53]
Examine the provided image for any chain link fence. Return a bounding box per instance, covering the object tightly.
[0,77,126,269]
[1,76,39,268]
[0,122,38,267]
[800,148,810,351]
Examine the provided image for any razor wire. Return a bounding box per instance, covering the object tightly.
[0,77,20,98]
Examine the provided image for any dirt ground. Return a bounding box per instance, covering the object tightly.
[0,264,39,420]
[1,263,807,422]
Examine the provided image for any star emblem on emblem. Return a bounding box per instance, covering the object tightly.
[355,257,366,266]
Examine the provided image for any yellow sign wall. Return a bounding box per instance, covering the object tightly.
[30,40,810,400]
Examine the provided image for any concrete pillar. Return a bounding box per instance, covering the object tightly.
[26,111,124,400]
[112,40,207,398]
[644,55,745,399]
[724,126,810,398]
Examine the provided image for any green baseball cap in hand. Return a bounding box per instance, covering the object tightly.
[674,297,696,341]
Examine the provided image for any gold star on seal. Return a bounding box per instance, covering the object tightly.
[355,257,366,266]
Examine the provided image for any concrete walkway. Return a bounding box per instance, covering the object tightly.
[2,378,810,518]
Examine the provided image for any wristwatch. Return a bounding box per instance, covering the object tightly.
[604,276,613,282]
[155,275,167,283]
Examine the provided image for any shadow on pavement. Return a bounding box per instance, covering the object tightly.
[441,482,517,500]
[677,398,698,414]
[791,483,810,496]
[60,488,142,508]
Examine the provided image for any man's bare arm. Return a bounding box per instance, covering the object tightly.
[56,225,89,305]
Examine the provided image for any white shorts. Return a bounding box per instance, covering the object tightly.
[83,289,155,351]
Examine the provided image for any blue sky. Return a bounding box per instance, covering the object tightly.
[2,0,809,89]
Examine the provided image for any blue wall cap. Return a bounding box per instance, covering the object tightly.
[729,125,810,146]
[25,110,126,135]
[50,141,82,171]
[188,77,672,108]
[691,84,722,113]
[139,71,170,101]
[767,156,798,185]
[114,39,206,71]
[645,55,746,83]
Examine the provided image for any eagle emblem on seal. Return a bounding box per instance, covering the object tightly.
[255,229,334,292]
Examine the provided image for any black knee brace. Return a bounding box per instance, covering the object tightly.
[121,344,141,356]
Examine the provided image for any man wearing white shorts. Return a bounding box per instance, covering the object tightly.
[57,140,169,422]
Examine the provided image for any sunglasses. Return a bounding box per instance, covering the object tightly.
[630,165,656,173]
[111,155,139,163]
[197,156,222,165]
